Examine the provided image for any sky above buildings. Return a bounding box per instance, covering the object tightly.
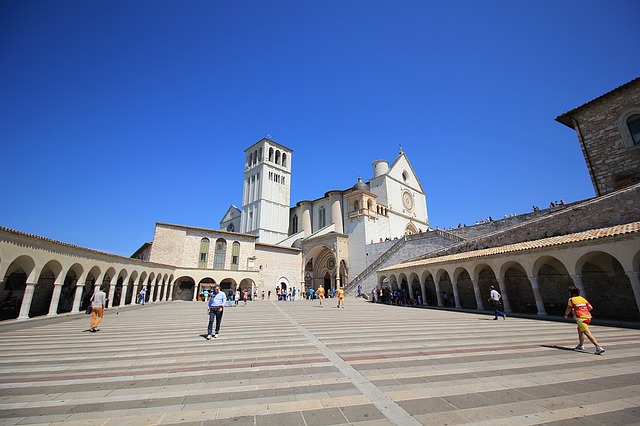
[1,0,638,256]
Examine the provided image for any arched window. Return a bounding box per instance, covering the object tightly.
[282,153,287,167]
[213,239,227,269]
[275,150,281,165]
[367,200,373,210]
[258,147,263,161]
[231,242,240,270]
[627,114,640,145]
[354,200,359,212]
[292,214,298,233]
[248,153,252,167]
[319,206,326,228]
[198,238,210,268]
[269,147,274,162]
[618,108,640,147]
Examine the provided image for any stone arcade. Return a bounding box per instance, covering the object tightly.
[1,78,639,322]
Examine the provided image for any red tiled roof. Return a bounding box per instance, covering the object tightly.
[380,221,640,272]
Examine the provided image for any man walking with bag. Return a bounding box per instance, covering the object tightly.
[488,286,506,320]
[206,285,226,340]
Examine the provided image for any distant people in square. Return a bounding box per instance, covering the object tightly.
[337,287,345,308]
[317,285,325,307]
[261,290,265,300]
[309,287,314,300]
[357,284,362,297]
[138,287,146,305]
[89,287,107,332]
[206,285,226,340]
[488,286,506,320]
[243,289,248,306]
[234,289,240,306]
[564,286,605,355]
[442,291,449,307]
[203,289,209,302]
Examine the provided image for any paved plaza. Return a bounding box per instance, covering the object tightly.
[0,298,639,426]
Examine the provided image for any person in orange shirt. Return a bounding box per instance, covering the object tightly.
[564,286,605,355]
[317,285,325,307]
[337,287,345,308]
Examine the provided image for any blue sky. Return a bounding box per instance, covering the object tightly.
[1,0,638,256]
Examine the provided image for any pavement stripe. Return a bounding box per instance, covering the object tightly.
[272,300,422,426]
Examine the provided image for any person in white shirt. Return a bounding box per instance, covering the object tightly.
[488,286,506,320]
[206,285,226,340]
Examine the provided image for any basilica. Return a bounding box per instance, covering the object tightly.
[1,77,639,323]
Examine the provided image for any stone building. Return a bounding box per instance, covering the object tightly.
[1,77,638,323]
[556,77,640,195]
[378,77,640,322]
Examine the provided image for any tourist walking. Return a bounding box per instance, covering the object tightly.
[488,286,506,320]
[89,286,107,332]
[317,285,325,307]
[138,287,146,305]
[337,287,345,308]
[206,285,226,340]
[564,286,605,355]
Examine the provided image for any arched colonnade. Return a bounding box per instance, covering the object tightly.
[377,224,640,322]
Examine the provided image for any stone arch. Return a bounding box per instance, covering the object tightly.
[405,222,418,236]
[408,272,421,304]
[81,266,101,311]
[435,269,453,307]
[172,276,195,301]
[0,256,34,320]
[125,271,138,305]
[533,255,573,316]
[198,277,217,301]
[474,263,499,311]
[59,263,83,314]
[29,259,63,318]
[420,270,435,305]
[453,266,474,309]
[577,251,637,321]
[500,261,534,315]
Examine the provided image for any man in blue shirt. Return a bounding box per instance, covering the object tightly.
[206,285,226,340]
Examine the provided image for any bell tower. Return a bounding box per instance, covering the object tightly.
[240,138,292,244]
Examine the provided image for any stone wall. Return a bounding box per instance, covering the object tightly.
[558,78,640,196]
[431,183,640,257]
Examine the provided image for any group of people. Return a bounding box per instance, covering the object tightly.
[313,285,345,308]
[486,285,603,354]
[87,282,606,356]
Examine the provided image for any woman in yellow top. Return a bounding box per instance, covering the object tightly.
[337,287,345,308]
[564,286,605,355]
[317,285,325,307]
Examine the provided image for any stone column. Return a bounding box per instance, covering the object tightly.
[191,280,198,301]
[434,277,443,307]
[471,278,484,310]
[72,284,84,312]
[47,282,64,316]
[451,277,461,308]
[570,274,586,298]
[329,192,344,234]
[528,276,547,315]
[625,272,640,316]
[496,277,511,313]
[150,281,157,303]
[108,283,116,308]
[17,282,36,319]
[407,281,414,300]
[419,280,426,305]
[167,282,174,301]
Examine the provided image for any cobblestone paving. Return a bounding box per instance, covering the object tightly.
[0,298,639,425]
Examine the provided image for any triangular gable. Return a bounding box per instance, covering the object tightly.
[220,205,241,223]
[386,151,425,193]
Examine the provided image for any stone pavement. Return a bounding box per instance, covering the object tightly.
[1,298,639,426]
